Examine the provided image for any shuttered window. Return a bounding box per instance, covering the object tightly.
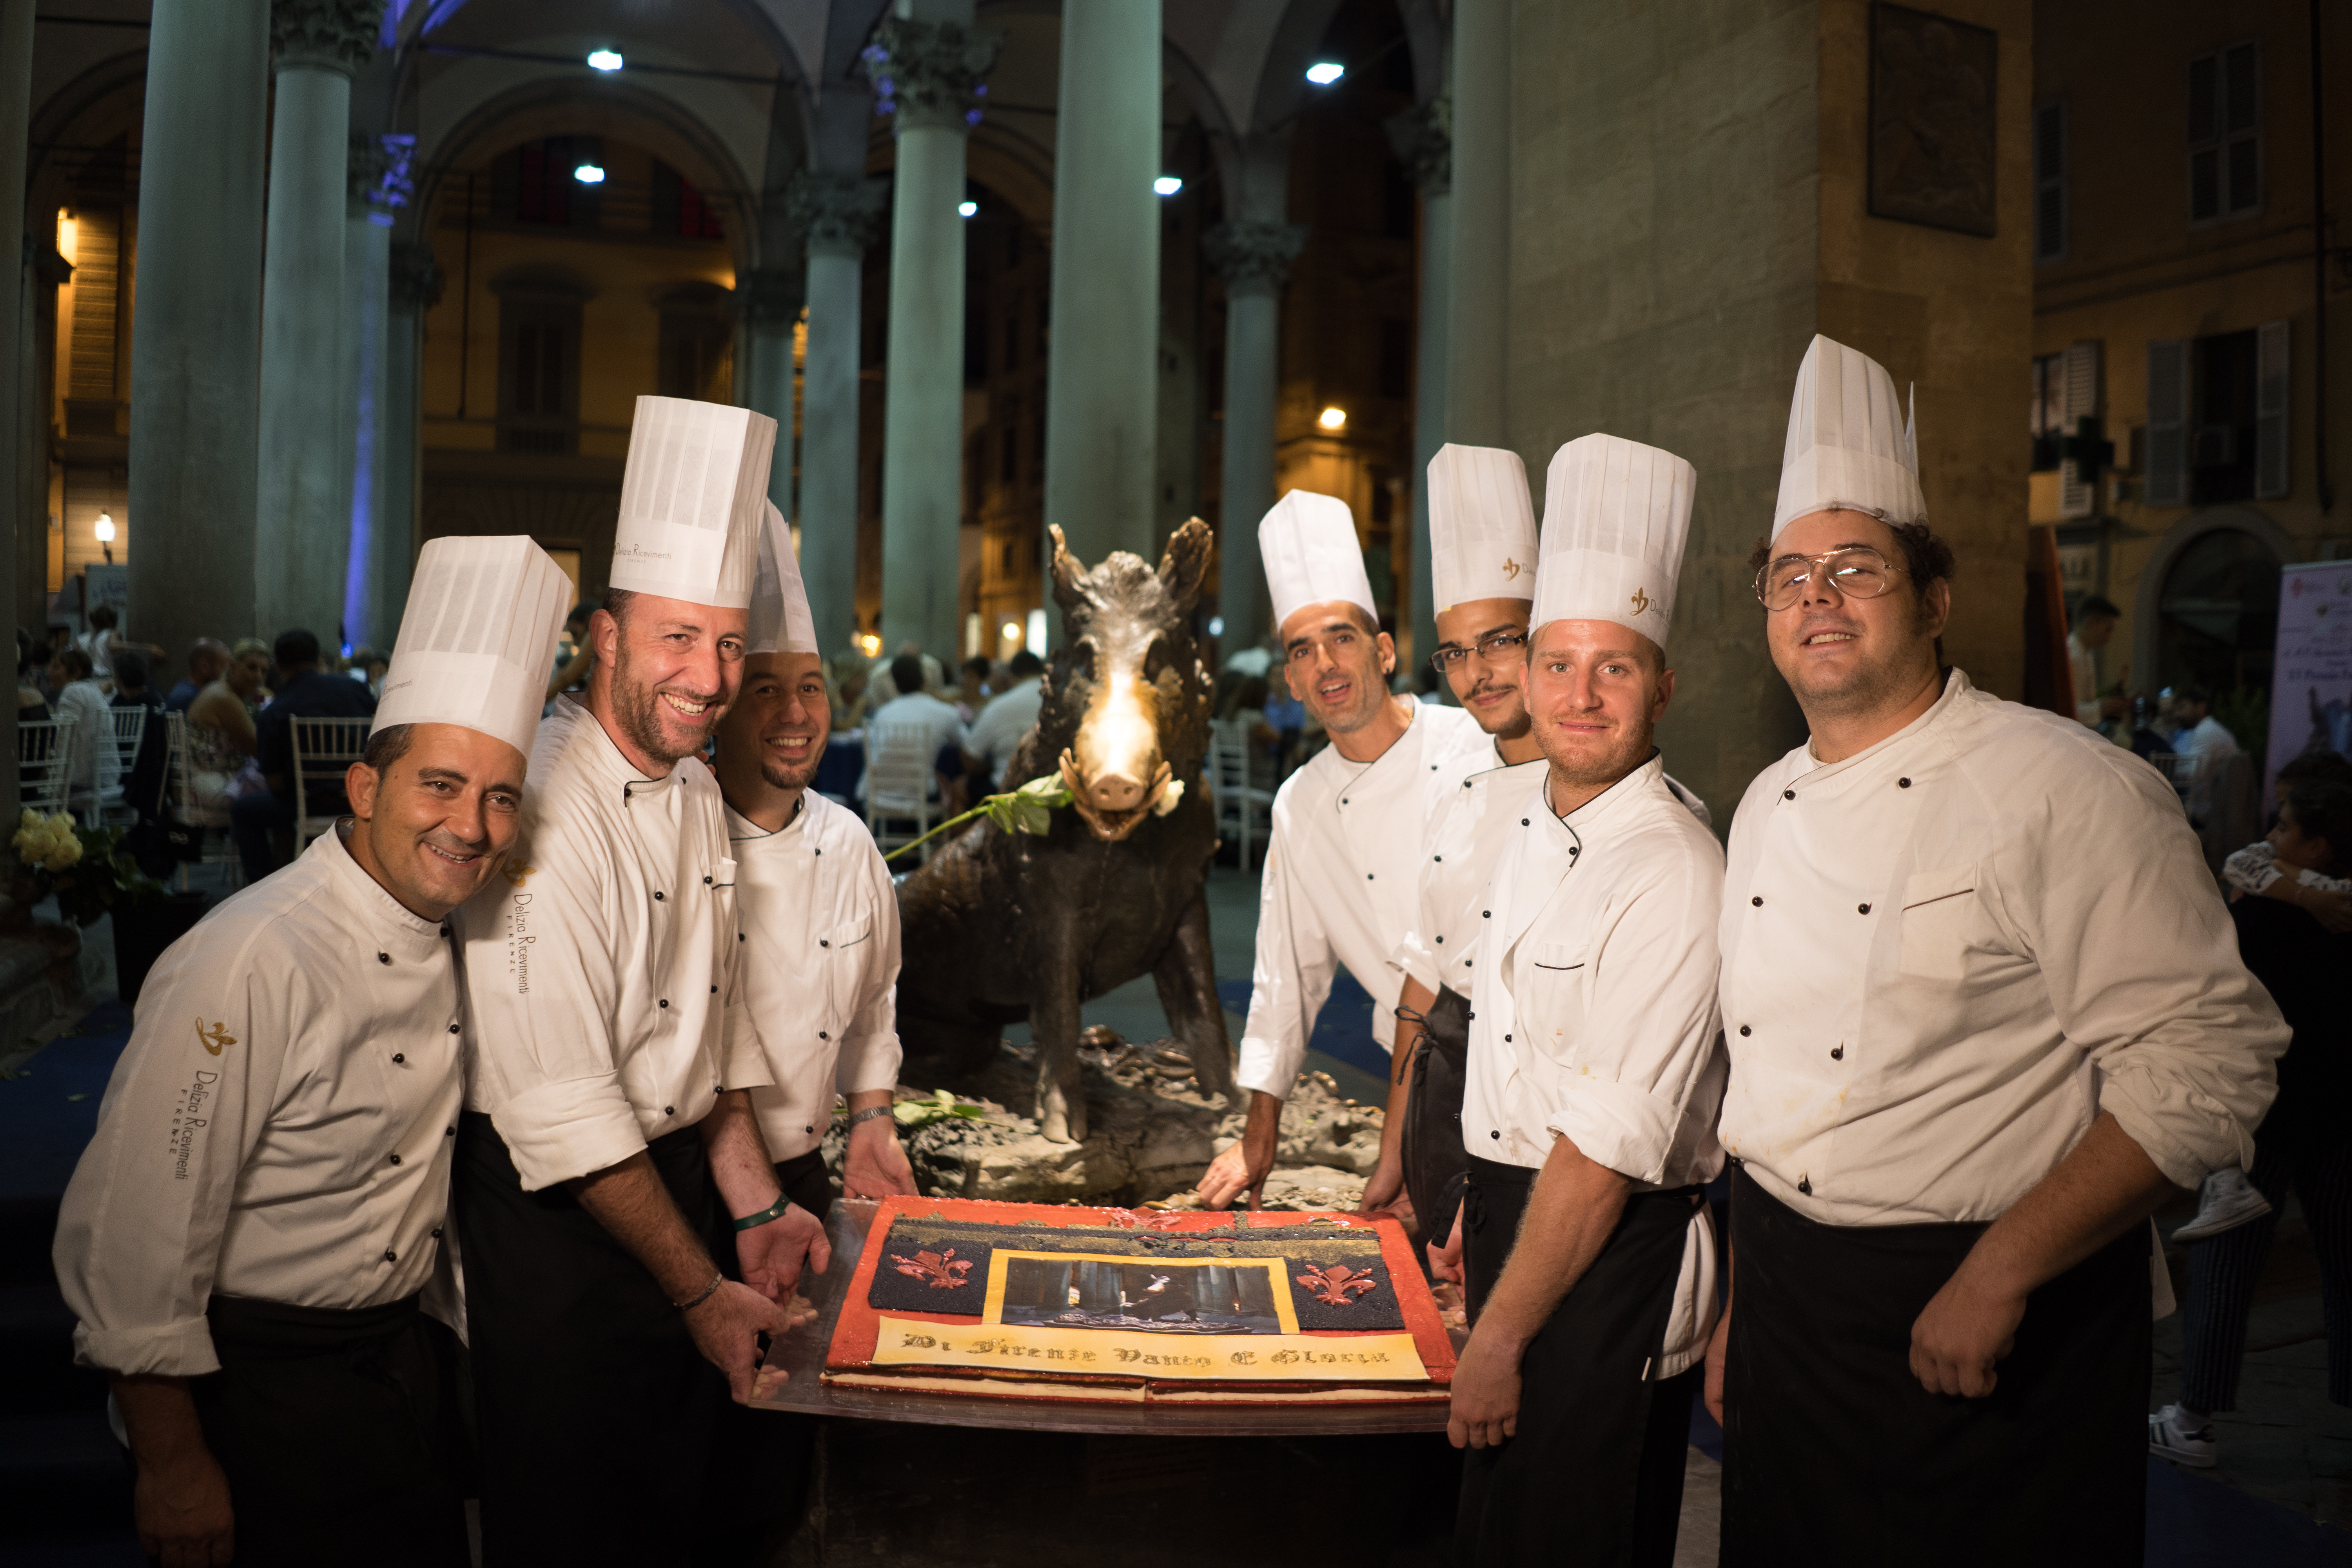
[2255,319,2290,499]
[2188,42,2261,224]
[2033,101,2067,263]
[2146,339,2190,508]
[2058,341,2100,519]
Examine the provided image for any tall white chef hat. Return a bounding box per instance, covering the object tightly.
[1771,334,1924,540]
[372,535,572,758]
[1428,444,1538,613]
[1259,490,1375,634]
[747,501,818,657]
[609,396,777,609]
[1533,434,1697,652]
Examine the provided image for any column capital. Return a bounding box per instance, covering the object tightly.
[390,241,442,309]
[858,16,1002,134]
[1204,220,1308,298]
[785,171,888,258]
[348,131,413,219]
[1385,97,1451,196]
[271,0,383,77]
[739,267,803,326]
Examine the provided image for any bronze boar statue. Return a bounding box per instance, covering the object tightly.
[893,517,1236,1143]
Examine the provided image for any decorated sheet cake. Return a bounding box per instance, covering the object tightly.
[824,1196,1455,1406]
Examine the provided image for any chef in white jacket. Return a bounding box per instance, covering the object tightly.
[1389,444,1710,1260]
[1198,491,1488,1209]
[718,503,916,1214]
[55,536,570,1568]
[456,398,808,1568]
[1707,337,2287,1566]
[1446,435,1726,1568]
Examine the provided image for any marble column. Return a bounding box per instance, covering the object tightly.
[1042,0,1161,570]
[1446,0,1507,446]
[0,1,29,810]
[128,0,270,665]
[339,131,402,651]
[1388,97,1451,670]
[383,241,439,646]
[740,265,803,515]
[20,247,64,639]
[864,9,998,661]
[788,172,886,659]
[1205,219,1304,653]
[256,0,378,645]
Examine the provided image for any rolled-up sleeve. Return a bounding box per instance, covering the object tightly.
[1533,829,1724,1186]
[837,853,904,1094]
[1236,816,1337,1100]
[2001,759,2285,1187]
[463,822,646,1191]
[55,941,294,1376]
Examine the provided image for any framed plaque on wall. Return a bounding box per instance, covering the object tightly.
[1868,2,1999,237]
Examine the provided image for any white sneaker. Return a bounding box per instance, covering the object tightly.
[2172,1168,2274,1243]
[2149,1404,2218,1467]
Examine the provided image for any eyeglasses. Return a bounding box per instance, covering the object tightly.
[1754,547,1901,612]
[1429,629,1528,673]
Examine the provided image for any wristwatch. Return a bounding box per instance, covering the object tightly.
[846,1104,895,1129]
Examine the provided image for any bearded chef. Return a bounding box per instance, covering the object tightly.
[456,398,808,1567]
[1706,337,2287,1565]
[719,502,916,1212]
[1446,436,1727,1567]
[1196,490,1489,1210]
[55,536,570,1568]
[1387,444,1709,1261]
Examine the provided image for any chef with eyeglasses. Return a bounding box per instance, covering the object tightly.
[1448,434,1728,1567]
[1706,336,2287,1566]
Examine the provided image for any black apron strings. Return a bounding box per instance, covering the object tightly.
[1401,984,1471,1250]
[191,1292,470,1568]
[1456,1154,1702,1568]
[1720,1164,2149,1568]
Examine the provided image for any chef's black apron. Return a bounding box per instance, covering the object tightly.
[457,1112,745,1567]
[1455,1153,1704,1568]
[1720,1165,2149,1568]
[189,1292,470,1568]
[1399,986,1470,1251]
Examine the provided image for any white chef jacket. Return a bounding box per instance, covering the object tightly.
[1458,755,1727,1376]
[56,829,465,1377]
[965,676,1044,788]
[1395,749,1710,1000]
[461,697,767,1192]
[1236,703,1490,1098]
[725,793,902,1162]
[1718,670,2286,1226]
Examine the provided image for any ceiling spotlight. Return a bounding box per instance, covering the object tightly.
[586,49,623,72]
[573,163,606,184]
[958,199,978,218]
[1305,61,1345,85]
[1153,175,1183,197]
[1318,406,1347,430]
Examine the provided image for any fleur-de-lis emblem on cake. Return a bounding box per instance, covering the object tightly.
[1629,586,1652,615]
[194,1018,236,1056]
[890,1248,973,1289]
[1296,1263,1379,1307]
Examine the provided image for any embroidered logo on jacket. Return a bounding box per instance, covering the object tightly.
[194,1018,236,1056]
[502,860,535,887]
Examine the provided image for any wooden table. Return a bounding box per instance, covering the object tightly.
[747,1197,1461,1436]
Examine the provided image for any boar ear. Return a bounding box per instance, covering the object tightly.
[1048,526,1089,613]
[1157,517,1213,612]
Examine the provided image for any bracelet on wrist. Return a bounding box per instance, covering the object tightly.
[846,1104,895,1129]
[674,1272,724,1311]
[730,1195,794,1233]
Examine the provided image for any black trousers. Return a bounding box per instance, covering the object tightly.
[1398,985,1470,1250]
[188,1292,470,1568]
[2181,1134,2352,1411]
[1455,1154,1700,1568]
[1720,1165,2149,1568]
[458,1112,749,1567]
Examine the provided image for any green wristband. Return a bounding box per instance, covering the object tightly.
[731,1195,793,1232]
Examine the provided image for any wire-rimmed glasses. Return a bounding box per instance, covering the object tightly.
[1428,629,1528,674]
[1754,547,1900,612]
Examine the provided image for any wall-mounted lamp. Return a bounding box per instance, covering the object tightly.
[94,511,115,563]
[1318,407,1348,431]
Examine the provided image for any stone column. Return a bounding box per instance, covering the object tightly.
[740,265,803,515]
[339,131,403,650]
[1446,0,1507,446]
[864,9,998,660]
[383,241,439,645]
[1388,98,1450,670]
[788,172,886,659]
[1205,220,1304,652]
[255,0,378,645]
[129,0,271,666]
[0,1,30,811]
[1042,0,1161,570]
